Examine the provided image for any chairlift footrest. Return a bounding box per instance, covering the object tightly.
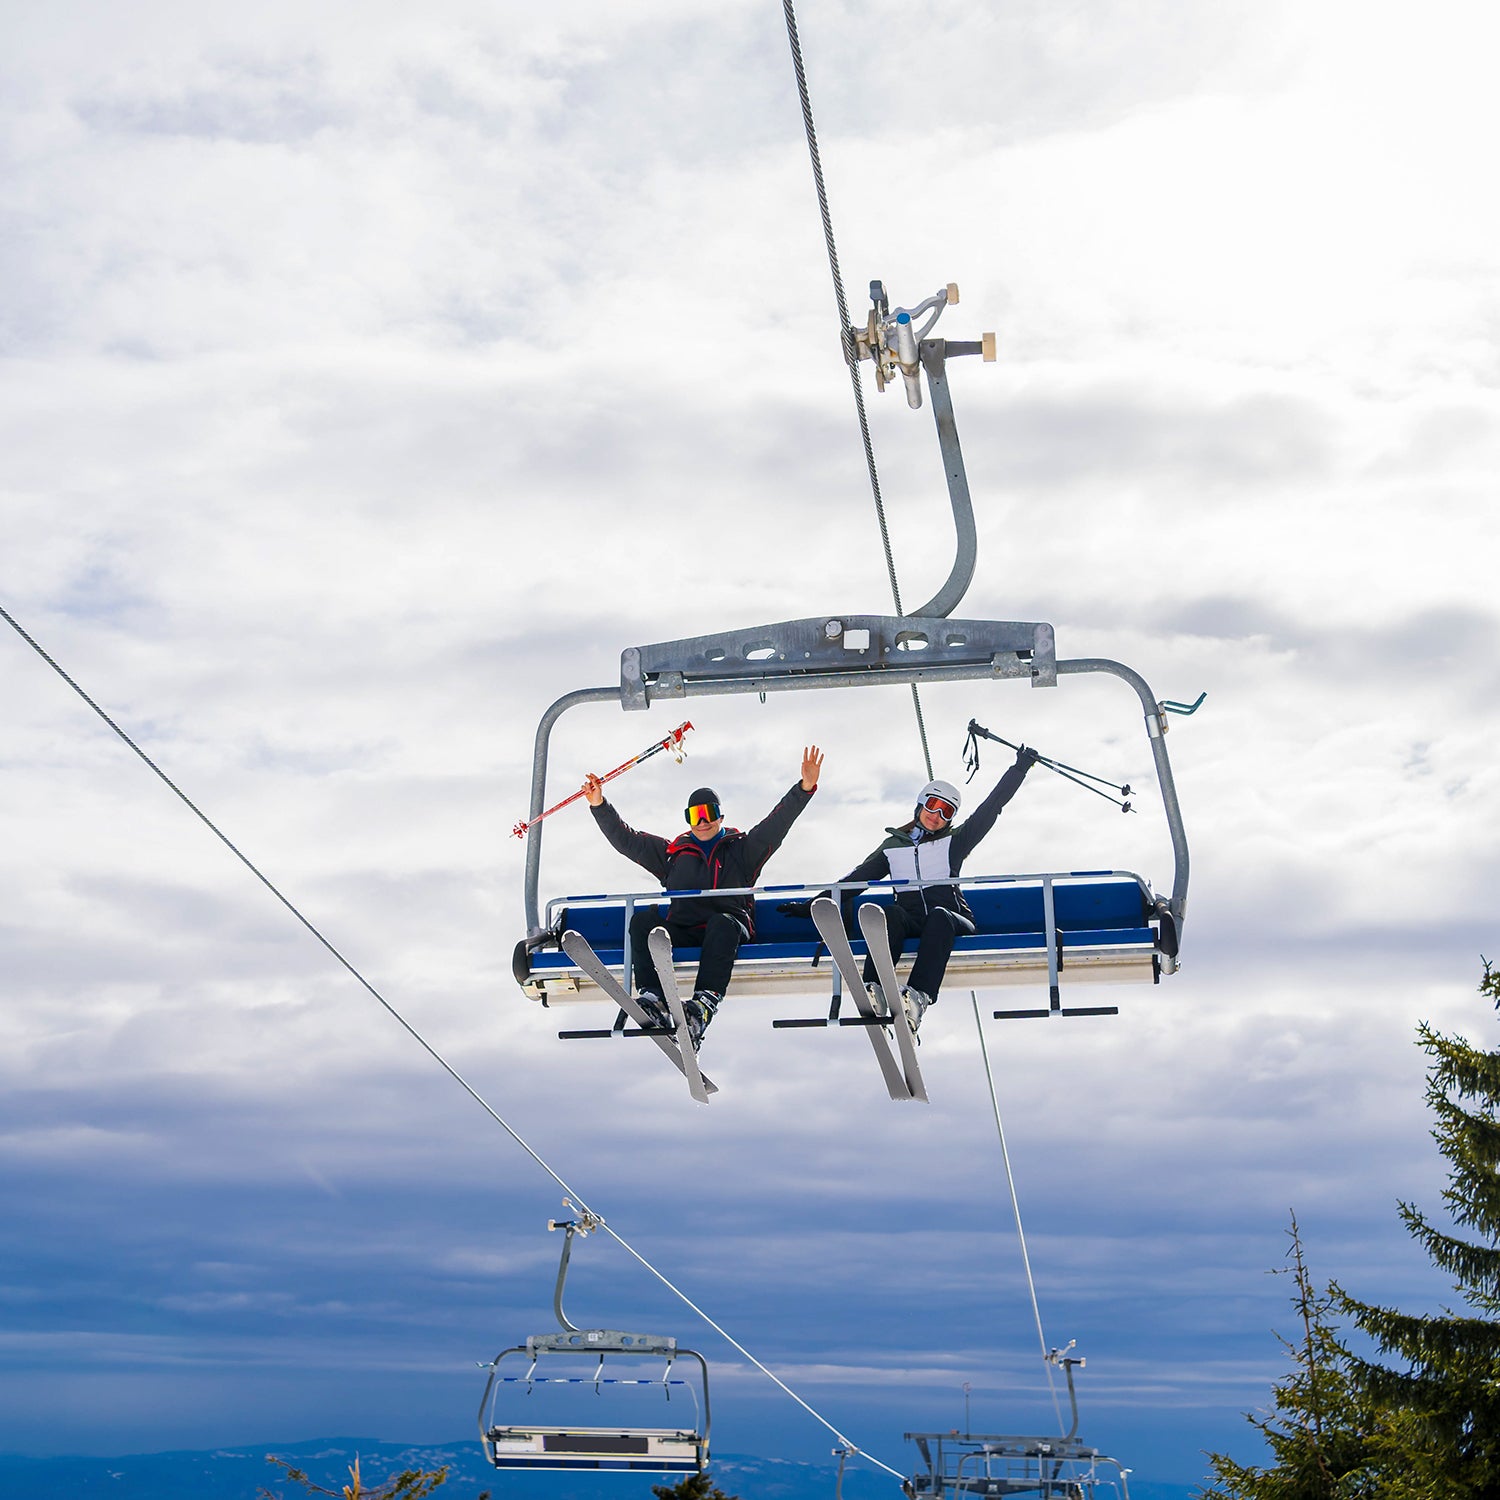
[558,1026,674,1040]
[992,1005,1119,1020]
[772,1015,888,1029]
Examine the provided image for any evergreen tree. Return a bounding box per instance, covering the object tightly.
[1203,962,1500,1498]
[1329,961,1500,1497]
[260,1454,489,1500]
[1199,1214,1375,1499]
[650,1472,739,1500]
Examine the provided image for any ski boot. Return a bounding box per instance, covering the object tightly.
[684,991,721,1049]
[633,990,672,1032]
[900,986,933,1035]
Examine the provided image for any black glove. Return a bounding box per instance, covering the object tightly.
[1016,744,1040,769]
[777,888,831,922]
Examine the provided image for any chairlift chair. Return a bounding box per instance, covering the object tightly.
[478,1331,710,1474]
[903,1432,1130,1500]
[515,287,1194,1034]
[479,1211,711,1474]
[903,1347,1130,1499]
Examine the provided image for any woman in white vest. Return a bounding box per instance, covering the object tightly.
[836,745,1038,1032]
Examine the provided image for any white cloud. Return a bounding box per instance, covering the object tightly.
[1,0,1497,1483]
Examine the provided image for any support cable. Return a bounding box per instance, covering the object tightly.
[781,0,933,782]
[0,599,904,1484]
[971,992,1066,1433]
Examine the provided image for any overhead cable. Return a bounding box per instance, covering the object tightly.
[971,992,1066,1433]
[781,0,934,782]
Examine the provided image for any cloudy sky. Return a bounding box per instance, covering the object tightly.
[3,0,1498,1489]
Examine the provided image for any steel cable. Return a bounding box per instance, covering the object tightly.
[781,0,934,782]
[971,992,1066,1433]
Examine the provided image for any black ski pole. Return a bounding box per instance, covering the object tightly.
[963,718,1135,813]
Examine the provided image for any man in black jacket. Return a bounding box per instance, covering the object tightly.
[580,745,823,1048]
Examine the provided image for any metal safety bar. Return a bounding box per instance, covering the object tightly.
[539,870,1148,1023]
[542,869,1156,932]
[546,873,1134,1004]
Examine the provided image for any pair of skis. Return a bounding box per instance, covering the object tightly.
[810,897,927,1103]
[559,902,927,1105]
[561,927,715,1104]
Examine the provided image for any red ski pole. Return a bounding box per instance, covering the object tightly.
[512,721,694,839]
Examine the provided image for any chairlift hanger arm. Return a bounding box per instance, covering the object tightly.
[1045,1342,1085,1441]
[852,282,995,619]
[548,1214,595,1334]
[553,1228,580,1333]
[912,339,977,620]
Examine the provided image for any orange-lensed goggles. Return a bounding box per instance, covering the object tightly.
[686,801,722,827]
[922,794,958,820]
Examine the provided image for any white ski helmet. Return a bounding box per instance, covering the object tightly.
[916,779,961,815]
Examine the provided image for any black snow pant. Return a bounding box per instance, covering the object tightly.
[861,903,969,1001]
[628,905,745,1000]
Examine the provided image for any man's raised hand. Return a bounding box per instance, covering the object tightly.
[801,745,824,792]
[581,772,605,807]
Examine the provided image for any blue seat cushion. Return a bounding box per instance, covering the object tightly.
[539,878,1154,974]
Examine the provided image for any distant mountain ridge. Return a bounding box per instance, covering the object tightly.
[0,1436,1197,1499]
[0,1438,882,1500]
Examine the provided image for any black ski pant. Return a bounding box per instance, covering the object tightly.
[861,903,968,1001]
[628,906,744,1000]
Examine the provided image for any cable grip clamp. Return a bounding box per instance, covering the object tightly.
[854,279,985,408]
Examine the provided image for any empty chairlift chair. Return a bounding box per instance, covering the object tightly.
[479,1210,711,1475]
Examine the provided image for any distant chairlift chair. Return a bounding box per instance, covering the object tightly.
[903,1347,1130,1499]
[478,1209,710,1474]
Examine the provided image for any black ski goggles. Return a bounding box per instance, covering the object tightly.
[921,794,958,820]
[685,801,722,827]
